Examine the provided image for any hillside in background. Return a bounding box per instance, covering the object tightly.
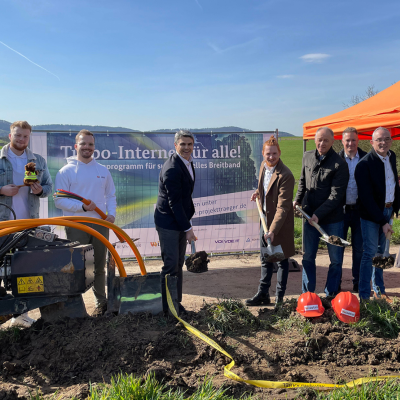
[0,120,295,137]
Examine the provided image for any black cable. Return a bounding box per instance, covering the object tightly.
[0,229,31,260]
[0,203,16,220]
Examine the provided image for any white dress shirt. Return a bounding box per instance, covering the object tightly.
[177,153,194,180]
[376,151,395,203]
[263,164,276,212]
[344,151,359,205]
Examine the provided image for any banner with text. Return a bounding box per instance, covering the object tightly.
[33,131,272,256]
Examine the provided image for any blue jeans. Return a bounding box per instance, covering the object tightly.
[343,207,363,284]
[302,220,344,296]
[359,207,392,299]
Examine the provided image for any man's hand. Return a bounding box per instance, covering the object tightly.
[250,191,259,202]
[83,200,97,211]
[105,215,115,223]
[264,231,274,242]
[293,201,299,210]
[383,223,394,236]
[186,228,196,244]
[309,214,319,226]
[0,184,19,196]
[30,182,43,195]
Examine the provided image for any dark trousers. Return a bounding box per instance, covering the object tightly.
[258,226,289,298]
[156,225,186,310]
[343,207,363,284]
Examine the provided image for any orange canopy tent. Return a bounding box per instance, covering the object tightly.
[303,81,400,140]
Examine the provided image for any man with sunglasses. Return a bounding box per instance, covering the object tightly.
[355,127,399,302]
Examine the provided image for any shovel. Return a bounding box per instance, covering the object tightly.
[255,198,285,262]
[373,220,395,269]
[295,205,350,248]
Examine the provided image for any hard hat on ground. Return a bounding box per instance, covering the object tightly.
[331,291,360,323]
[296,292,324,317]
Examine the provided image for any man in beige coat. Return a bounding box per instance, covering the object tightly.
[246,137,295,308]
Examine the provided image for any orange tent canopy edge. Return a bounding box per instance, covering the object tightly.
[303,81,400,140]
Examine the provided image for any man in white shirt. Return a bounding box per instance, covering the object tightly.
[54,130,117,315]
[0,121,53,327]
[338,127,367,293]
[355,127,399,302]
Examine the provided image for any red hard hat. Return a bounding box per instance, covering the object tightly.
[331,291,360,323]
[296,292,325,317]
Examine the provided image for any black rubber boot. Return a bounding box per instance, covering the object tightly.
[245,292,271,306]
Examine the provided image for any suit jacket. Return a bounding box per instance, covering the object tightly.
[154,153,195,231]
[338,147,367,205]
[294,147,349,225]
[257,159,295,258]
[354,148,400,226]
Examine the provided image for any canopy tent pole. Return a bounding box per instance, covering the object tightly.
[302,139,307,254]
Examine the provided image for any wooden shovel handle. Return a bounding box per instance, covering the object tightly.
[255,197,268,234]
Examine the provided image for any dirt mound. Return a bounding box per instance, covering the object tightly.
[1,301,400,399]
[185,251,210,273]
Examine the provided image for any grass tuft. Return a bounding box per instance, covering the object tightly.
[310,378,400,399]
[352,299,400,338]
[89,373,253,400]
[0,326,23,342]
[204,298,265,335]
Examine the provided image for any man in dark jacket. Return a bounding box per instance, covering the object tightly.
[338,127,367,293]
[154,130,196,314]
[355,127,399,303]
[294,127,349,296]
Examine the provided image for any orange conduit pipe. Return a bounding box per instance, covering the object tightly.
[0,219,128,277]
[79,199,125,242]
[53,216,147,276]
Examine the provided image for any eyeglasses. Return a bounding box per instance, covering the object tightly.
[373,138,392,143]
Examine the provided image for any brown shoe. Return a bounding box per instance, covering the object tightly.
[373,292,393,304]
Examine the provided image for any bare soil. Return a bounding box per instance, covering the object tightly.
[1,248,400,400]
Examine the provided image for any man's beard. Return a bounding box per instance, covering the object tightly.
[80,150,93,159]
[265,159,279,168]
[11,142,28,152]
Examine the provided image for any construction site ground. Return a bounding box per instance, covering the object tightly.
[1,246,400,399]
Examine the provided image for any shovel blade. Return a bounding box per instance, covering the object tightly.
[118,272,179,315]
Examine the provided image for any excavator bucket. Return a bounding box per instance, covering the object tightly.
[107,253,179,315]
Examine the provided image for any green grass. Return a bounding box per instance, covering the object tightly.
[310,378,400,399]
[204,298,265,335]
[89,374,253,400]
[352,298,400,338]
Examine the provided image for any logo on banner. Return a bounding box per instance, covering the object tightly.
[246,238,250,242]
[150,242,160,247]
[215,239,240,244]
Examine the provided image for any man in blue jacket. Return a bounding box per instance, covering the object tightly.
[154,130,196,314]
[355,127,399,303]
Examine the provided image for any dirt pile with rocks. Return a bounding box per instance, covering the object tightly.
[1,300,400,400]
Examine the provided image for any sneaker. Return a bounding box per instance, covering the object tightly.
[373,292,393,304]
[245,292,271,306]
[353,283,359,293]
[10,314,36,328]
[92,303,107,317]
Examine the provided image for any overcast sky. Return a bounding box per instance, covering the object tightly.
[1,0,400,135]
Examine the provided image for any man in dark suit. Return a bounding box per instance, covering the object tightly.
[355,127,399,303]
[338,127,367,293]
[154,130,196,314]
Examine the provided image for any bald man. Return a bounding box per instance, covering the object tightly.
[294,127,349,297]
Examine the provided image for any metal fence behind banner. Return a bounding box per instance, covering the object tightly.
[31,129,278,258]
